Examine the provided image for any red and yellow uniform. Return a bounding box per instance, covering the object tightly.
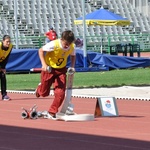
[36,39,75,115]
[45,39,74,68]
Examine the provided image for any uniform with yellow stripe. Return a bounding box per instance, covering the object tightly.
[45,39,74,69]
[0,42,13,62]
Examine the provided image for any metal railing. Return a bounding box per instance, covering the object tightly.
[3,34,150,53]
[86,34,150,53]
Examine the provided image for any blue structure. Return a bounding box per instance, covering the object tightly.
[6,49,150,73]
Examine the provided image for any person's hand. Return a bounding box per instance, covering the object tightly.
[67,67,75,74]
[42,65,51,72]
[0,69,6,74]
[42,65,48,71]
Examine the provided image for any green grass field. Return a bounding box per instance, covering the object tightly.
[6,68,150,91]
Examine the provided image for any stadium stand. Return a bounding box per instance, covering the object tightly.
[0,0,150,52]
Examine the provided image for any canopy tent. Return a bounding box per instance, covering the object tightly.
[74,4,131,68]
[74,8,130,26]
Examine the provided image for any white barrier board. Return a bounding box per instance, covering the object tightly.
[95,97,119,117]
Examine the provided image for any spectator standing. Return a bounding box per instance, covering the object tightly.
[45,27,58,43]
[0,35,13,101]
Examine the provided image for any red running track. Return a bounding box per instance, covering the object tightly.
[0,93,150,150]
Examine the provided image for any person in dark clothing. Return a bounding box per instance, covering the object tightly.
[0,35,13,101]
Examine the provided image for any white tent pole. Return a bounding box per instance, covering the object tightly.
[14,0,19,49]
[100,26,103,53]
[82,0,87,68]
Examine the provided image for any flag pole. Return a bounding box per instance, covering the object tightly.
[14,0,19,49]
[82,0,87,68]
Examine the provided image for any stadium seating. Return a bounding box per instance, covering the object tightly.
[0,0,149,51]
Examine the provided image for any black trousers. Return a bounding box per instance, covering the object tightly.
[0,71,7,98]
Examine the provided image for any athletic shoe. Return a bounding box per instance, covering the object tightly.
[2,95,11,101]
[42,111,57,120]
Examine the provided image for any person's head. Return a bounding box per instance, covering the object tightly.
[2,35,11,48]
[50,26,53,30]
[61,30,75,49]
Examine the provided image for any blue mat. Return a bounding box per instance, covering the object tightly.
[6,49,150,72]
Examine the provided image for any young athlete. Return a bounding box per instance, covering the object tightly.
[35,30,76,119]
[0,35,13,101]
